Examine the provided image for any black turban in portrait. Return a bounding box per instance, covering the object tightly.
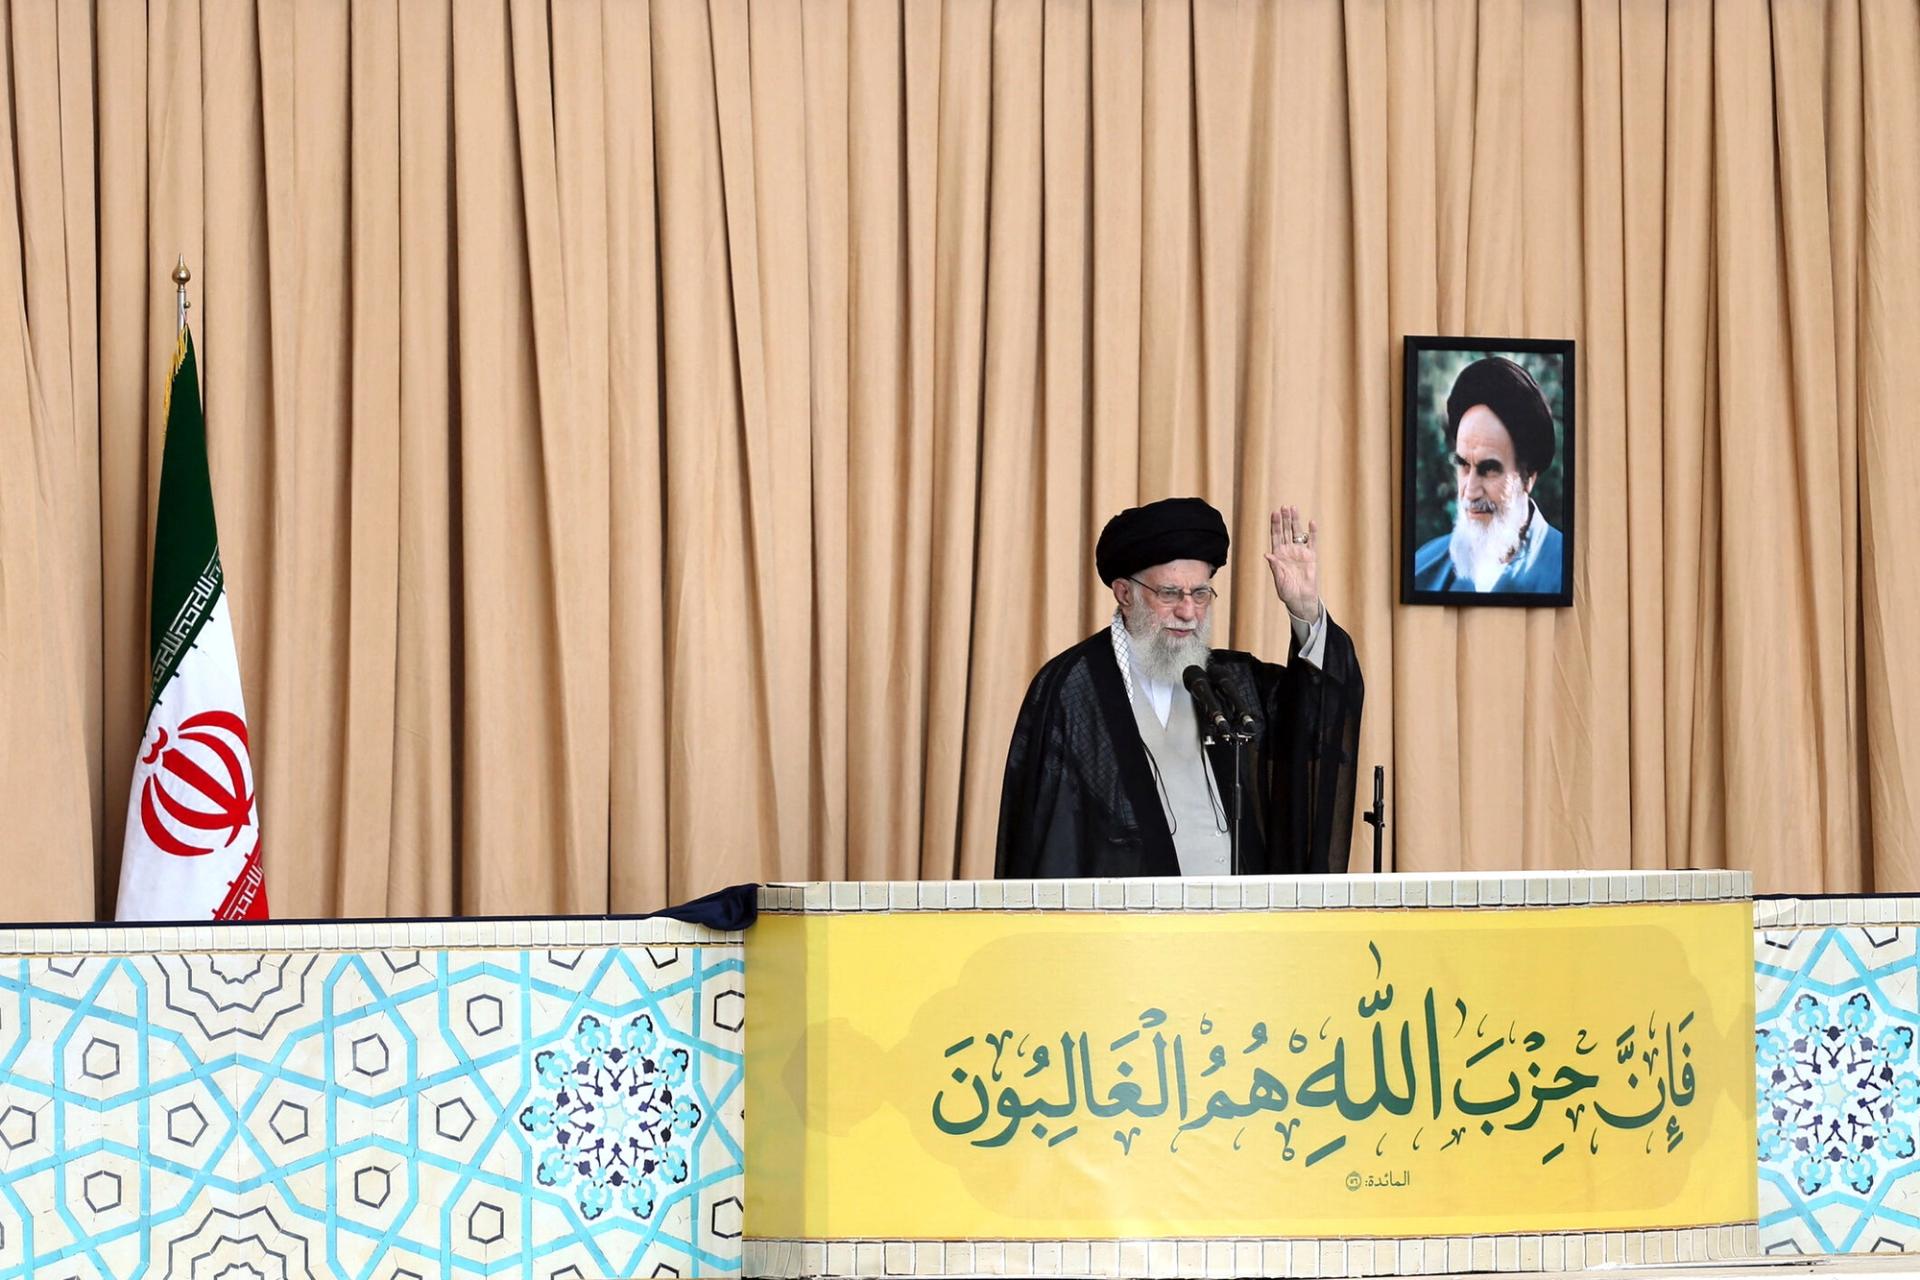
[1445,356,1557,478]
[1095,497,1230,585]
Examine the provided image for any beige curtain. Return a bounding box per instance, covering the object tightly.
[0,0,1914,920]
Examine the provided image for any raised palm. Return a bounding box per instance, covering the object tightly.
[1264,506,1321,622]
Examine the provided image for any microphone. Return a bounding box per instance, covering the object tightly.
[1209,677,1258,735]
[1182,666,1234,740]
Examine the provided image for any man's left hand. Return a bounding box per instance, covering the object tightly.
[1265,506,1323,623]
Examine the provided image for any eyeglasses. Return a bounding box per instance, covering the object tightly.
[1128,577,1219,607]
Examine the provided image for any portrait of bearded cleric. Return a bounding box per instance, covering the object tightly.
[1401,337,1575,607]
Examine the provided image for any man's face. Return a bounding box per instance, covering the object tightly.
[1114,559,1215,682]
[1452,404,1535,522]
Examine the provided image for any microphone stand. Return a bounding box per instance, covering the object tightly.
[1205,722,1256,877]
[1362,764,1386,874]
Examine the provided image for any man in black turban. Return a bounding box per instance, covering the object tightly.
[1412,356,1565,593]
[995,498,1364,879]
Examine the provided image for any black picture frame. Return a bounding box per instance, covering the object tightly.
[1400,335,1576,607]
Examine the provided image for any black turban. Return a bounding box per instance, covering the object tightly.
[1095,497,1230,585]
[1445,356,1556,478]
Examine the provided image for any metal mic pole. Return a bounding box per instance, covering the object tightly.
[1230,735,1244,877]
[1362,765,1386,874]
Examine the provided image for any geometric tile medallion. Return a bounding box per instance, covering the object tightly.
[1755,917,1920,1257]
[0,931,744,1278]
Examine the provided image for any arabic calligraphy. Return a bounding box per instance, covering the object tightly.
[929,944,1700,1170]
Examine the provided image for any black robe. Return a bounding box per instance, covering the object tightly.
[993,621,1364,878]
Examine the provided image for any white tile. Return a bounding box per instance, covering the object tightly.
[1403,879,1427,907]
[1375,880,1401,907]
[1429,877,1454,907]
[1089,1241,1119,1277]
[1293,1238,1323,1277]
[1064,881,1095,910]
[1214,881,1242,909]
[1325,879,1351,907]
[1061,1241,1092,1277]
[1542,1234,1564,1272]
[918,881,945,909]
[855,1241,884,1276]
[1260,1241,1288,1278]
[1096,880,1125,909]
[1126,880,1153,909]
[1234,1241,1262,1278]
[1004,1241,1033,1276]
[828,1242,855,1276]
[1184,882,1213,910]
[946,880,977,908]
[1176,1239,1204,1278]
[1035,880,1065,909]
[914,1242,943,1275]
[1118,1242,1148,1278]
[1501,877,1525,906]
[1353,879,1376,908]
[884,1241,914,1274]
[1271,880,1297,908]
[1148,1240,1178,1278]
[1032,1240,1062,1277]
[1298,880,1324,908]
[977,880,1006,909]
[1316,1240,1344,1278]
[1154,881,1182,909]
[947,1242,977,1275]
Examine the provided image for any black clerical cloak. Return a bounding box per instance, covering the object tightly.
[994,623,1363,878]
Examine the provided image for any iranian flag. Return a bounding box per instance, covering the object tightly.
[115,327,269,922]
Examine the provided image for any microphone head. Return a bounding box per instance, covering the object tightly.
[1181,664,1211,696]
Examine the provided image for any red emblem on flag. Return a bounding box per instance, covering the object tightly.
[138,710,256,858]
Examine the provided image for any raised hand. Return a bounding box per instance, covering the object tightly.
[1264,506,1322,623]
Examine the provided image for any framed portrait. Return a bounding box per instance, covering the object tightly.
[1400,335,1576,607]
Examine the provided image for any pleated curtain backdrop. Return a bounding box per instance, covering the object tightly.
[0,0,1915,921]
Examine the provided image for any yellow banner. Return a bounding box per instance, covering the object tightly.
[745,901,1756,1239]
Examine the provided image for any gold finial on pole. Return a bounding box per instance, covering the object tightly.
[172,254,191,335]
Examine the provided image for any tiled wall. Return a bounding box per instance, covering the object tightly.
[756,868,1754,914]
[0,919,745,1280]
[23,879,1899,1279]
[1755,898,1920,1258]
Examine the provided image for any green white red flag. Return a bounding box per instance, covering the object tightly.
[115,328,269,922]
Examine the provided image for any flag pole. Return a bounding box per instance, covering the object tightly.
[172,254,190,334]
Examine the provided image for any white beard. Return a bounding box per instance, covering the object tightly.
[1124,596,1213,685]
[1449,488,1533,591]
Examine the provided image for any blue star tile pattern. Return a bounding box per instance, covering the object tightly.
[1756,924,1920,1254]
[0,938,744,1278]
